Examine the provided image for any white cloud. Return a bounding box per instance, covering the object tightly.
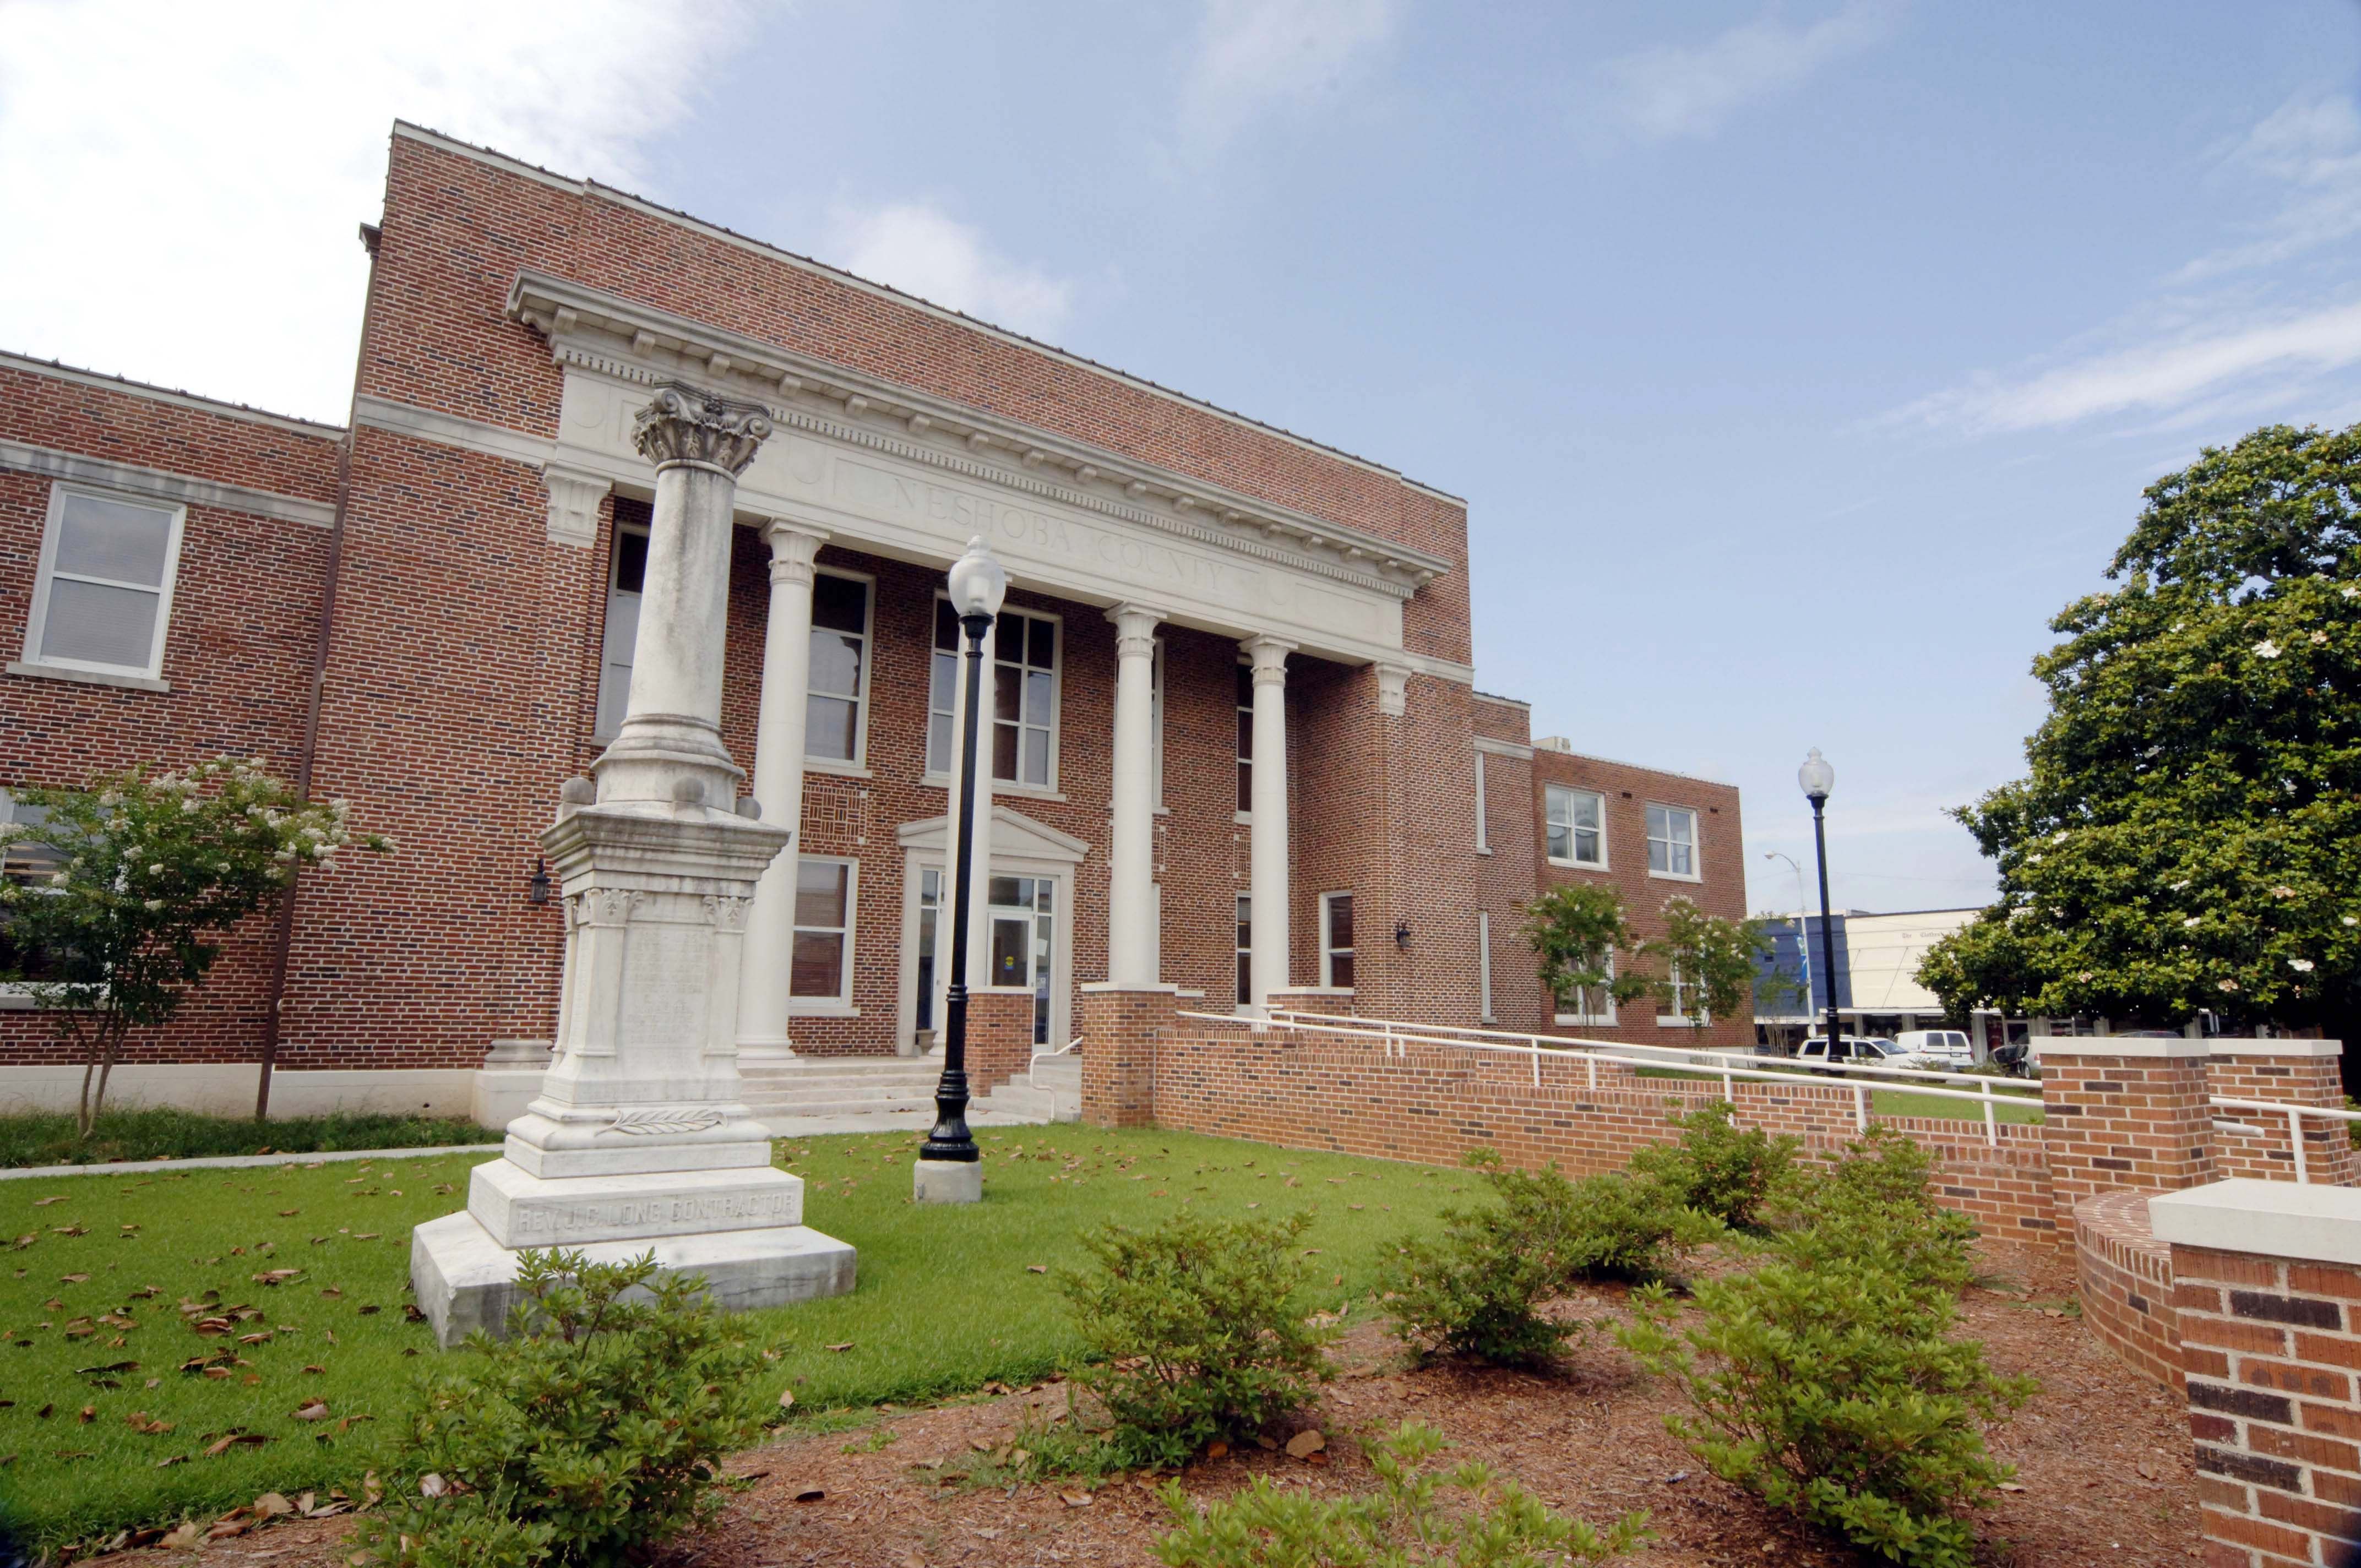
[1180,0,1400,149]
[0,0,750,423]
[1890,299,2361,435]
[822,202,1076,341]
[2175,94,2361,282]
[1595,0,1899,143]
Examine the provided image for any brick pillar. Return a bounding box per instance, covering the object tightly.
[1079,984,1177,1129]
[2152,1180,2361,1567]
[2040,1038,2215,1235]
[962,991,1037,1097]
[2208,1042,2357,1187]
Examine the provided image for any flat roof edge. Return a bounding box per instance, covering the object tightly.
[0,350,346,438]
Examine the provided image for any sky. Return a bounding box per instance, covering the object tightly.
[5,1,2361,917]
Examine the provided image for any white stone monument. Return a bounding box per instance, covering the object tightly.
[412,382,855,1346]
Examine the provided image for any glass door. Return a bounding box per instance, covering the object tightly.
[987,875,1056,1046]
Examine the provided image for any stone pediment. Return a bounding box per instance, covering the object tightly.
[896,805,1090,865]
[505,272,1461,672]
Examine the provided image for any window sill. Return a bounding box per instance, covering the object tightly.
[1476,846,1492,856]
[1646,870,1704,884]
[8,660,170,693]
[1234,810,1253,826]
[805,759,873,780]
[0,990,36,1011]
[787,1001,861,1018]
[1546,856,1608,872]
[1657,1016,1703,1028]
[1554,1014,1615,1028]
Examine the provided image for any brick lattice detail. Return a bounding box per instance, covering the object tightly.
[2042,1049,2215,1235]
[2172,1242,2361,1566]
[1079,987,1178,1130]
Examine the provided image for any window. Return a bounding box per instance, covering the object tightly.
[1477,911,1493,1023]
[1235,894,1252,1006]
[1544,786,1604,867]
[594,521,648,738]
[806,572,872,765]
[1555,952,1619,1027]
[24,484,186,679]
[1320,892,1354,989]
[1473,754,1489,853]
[915,867,943,1033]
[1658,962,1703,1026]
[1151,639,1165,809]
[789,857,856,1007]
[1236,662,1254,815]
[1646,804,1699,879]
[0,790,70,990]
[926,600,1059,788]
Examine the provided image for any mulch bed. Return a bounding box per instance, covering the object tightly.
[68,1239,2200,1567]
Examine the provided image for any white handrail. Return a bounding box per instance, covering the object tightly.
[1027,1036,1082,1120]
[1179,1009,2039,1146]
[2209,1095,2361,1185]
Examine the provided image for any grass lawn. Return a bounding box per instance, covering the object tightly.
[0,1108,502,1169]
[0,1125,1471,1551]
[1630,1065,2044,1126]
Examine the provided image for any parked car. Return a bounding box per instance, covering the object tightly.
[1893,1028,1977,1069]
[1796,1035,1901,1067]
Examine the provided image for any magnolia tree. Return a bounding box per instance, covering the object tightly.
[0,758,389,1136]
[1521,883,1650,1025]
[1918,422,2361,1071]
[1648,896,1781,1043]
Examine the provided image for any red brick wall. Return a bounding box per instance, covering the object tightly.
[2209,1050,2360,1186]
[2076,1189,2183,1391]
[0,362,341,1069]
[2040,1048,2216,1234]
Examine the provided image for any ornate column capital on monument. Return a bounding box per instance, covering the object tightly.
[632,382,775,475]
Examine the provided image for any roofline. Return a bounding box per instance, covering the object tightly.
[389,122,1466,507]
[1472,689,1531,709]
[0,350,346,439]
[1531,748,1739,792]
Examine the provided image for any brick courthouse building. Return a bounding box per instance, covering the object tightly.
[0,125,1747,1114]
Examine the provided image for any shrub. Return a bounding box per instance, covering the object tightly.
[1774,1127,1978,1291]
[1152,1418,1652,1567]
[1382,1152,1717,1368]
[1056,1210,1334,1468]
[1619,1255,2033,1568]
[358,1248,779,1568]
[1629,1100,1798,1229]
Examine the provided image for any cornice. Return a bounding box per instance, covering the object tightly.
[1473,736,1535,760]
[0,439,336,529]
[505,273,1453,603]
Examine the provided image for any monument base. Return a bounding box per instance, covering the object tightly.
[912,1157,983,1205]
[410,1210,856,1348]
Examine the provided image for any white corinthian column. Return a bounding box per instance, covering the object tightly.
[1104,604,1164,986]
[411,382,853,1347]
[1243,634,1294,1011]
[737,519,829,1062]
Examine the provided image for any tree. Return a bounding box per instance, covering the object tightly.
[1520,884,1649,1024]
[1917,422,2361,1069]
[1644,896,1779,1042]
[0,758,388,1136]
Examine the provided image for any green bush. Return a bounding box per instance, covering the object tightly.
[1629,1100,1798,1229]
[358,1248,779,1568]
[1057,1210,1334,1468]
[1381,1152,1717,1368]
[1774,1127,1978,1291]
[1152,1418,1651,1567]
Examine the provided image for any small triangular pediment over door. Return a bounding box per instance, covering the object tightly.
[894,804,1091,864]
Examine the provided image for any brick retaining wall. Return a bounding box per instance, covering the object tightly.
[2075,1189,2183,1391]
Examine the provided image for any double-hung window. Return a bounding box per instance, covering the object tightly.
[927,601,1059,789]
[806,572,873,766]
[23,484,186,681]
[0,790,69,994]
[1544,786,1604,867]
[594,521,649,738]
[1234,895,1252,1006]
[790,857,856,1009]
[1320,892,1354,989]
[1555,952,1619,1028]
[1473,754,1489,853]
[1235,663,1254,815]
[1646,804,1699,879]
[1658,962,1702,1026]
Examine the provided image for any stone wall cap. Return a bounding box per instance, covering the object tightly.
[2206,1039,2343,1058]
[1079,982,1182,994]
[2032,1036,2210,1059]
[2150,1179,2361,1267]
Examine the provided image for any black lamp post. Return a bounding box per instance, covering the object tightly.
[1798,748,1842,1054]
[919,536,1008,1167]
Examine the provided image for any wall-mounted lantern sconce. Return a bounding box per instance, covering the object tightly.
[527,857,552,907]
[1394,921,1411,949]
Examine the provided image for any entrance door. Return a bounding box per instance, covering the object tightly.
[988,875,1055,1046]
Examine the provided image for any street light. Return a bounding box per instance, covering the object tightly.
[1797,749,1843,1056]
[918,536,1008,1179]
[1764,851,1810,1049]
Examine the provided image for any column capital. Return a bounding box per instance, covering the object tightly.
[1241,634,1296,683]
[632,382,774,476]
[758,518,829,586]
[538,462,612,547]
[1374,661,1412,717]
[1105,603,1167,660]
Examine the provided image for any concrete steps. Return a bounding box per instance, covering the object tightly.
[738,1054,1078,1130]
[978,1054,1081,1123]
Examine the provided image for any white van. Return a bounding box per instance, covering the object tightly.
[1894,1028,1977,1068]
